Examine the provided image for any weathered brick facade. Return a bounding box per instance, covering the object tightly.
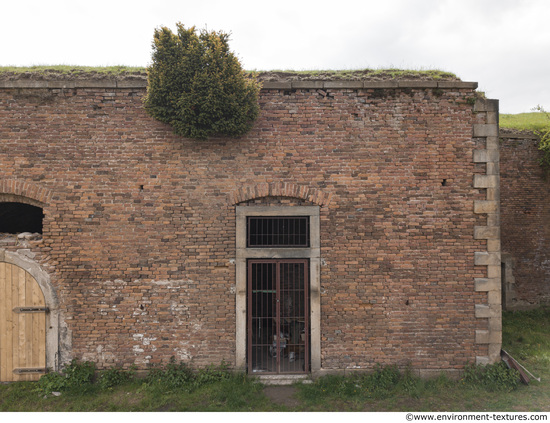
[0,75,500,377]
[500,129,550,309]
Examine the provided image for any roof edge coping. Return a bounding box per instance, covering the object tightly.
[0,79,478,90]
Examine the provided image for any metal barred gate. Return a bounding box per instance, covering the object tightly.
[0,262,47,382]
[248,259,309,374]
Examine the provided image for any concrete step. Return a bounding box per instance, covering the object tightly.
[256,374,313,385]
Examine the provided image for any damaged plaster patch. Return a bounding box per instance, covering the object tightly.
[151,279,195,286]
[82,344,116,364]
[132,333,158,357]
[170,302,190,325]
[189,319,202,333]
[175,341,196,361]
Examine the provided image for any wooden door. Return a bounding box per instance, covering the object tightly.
[0,262,47,382]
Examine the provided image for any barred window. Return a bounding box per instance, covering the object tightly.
[247,216,309,248]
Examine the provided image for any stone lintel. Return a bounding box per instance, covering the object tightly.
[0,79,480,91]
[474,200,498,214]
[473,149,499,163]
[363,81,399,89]
[398,80,438,88]
[291,81,325,89]
[474,252,501,266]
[476,330,490,344]
[474,174,498,189]
[475,304,491,318]
[474,124,499,137]
[475,277,500,292]
[261,81,292,89]
[437,81,478,89]
[323,81,363,89]
[0,80,76,89]
[474,226,500,240]
[475,330,501,345]
[474,98,499,112]
[116,80,147,88]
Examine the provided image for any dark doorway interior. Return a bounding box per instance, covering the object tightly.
[248,259,309,374]
[0,202,44,234]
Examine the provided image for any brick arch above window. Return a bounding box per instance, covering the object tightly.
[0,179,53,206]
[230,182,333,207]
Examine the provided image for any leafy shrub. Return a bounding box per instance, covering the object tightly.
[144,23,260,140]
[398,365,421,398]
[538,129,550,177]
[193,361,231,388]
[36,359,96,395]
[300,364,404,402]
[462,361,520,392]
[359,364,402,398]
[530,106,550,177]
[98,366,135,390]
[63,359,95,389]
[145,357,195,391]
[35,371,68,395]
[145,357,234,393]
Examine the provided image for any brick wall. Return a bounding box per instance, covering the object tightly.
[0,77,495,373]
[500,130,550,309]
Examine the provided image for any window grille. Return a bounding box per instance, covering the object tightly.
[247,216,309,248]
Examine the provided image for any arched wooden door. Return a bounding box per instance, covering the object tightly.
[0,262,47,381]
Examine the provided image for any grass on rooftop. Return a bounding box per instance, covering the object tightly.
[262,68,457,78]
[0,66,457,80]
[500,112,550,133]
[0,65,146,74]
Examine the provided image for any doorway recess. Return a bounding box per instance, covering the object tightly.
[236,205,321,375]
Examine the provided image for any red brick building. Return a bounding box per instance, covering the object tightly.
[500,129,550,310]
[0,72,501,381]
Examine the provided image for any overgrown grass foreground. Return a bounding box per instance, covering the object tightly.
[1,308,550,411]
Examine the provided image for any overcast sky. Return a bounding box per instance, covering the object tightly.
[1,0,549,113]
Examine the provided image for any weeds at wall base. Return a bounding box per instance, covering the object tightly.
[35,358,520,399]
[298,361,520,405]
[36,357,237,397]
[1,309,544,411]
